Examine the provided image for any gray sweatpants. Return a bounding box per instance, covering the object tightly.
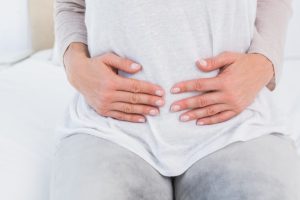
[50,133,300,200]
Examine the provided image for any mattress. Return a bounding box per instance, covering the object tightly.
[0,51,299,200]
[0,50,75,200]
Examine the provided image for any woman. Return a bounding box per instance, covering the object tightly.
[51,0,300,199]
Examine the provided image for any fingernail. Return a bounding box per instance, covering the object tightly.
[155,90,164,96]
[180,115,190,122]
[198,59,208,67]
[170,105,181,112]
[171,87,180,94]
[155,100,164,106]
[197,121,205,125]
[138,118,146,123]
[149,109,159,116]
[130,63,141,70]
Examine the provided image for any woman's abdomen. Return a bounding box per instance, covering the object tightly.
[83,0,257,145]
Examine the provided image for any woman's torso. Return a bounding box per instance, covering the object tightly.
[60,0,288,175]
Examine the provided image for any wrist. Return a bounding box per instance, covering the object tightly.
[64,42,90,69]
[64,43,90,87]
[250,53,274,86]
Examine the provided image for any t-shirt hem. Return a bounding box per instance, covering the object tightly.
[56,124,291,177]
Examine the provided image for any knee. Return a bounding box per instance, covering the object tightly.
[204,166,290,200]
[176,165,295,200]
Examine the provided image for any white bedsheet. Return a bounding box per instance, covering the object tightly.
[272,58,300,150]
[0,52,75,200]
[0,53,299,200]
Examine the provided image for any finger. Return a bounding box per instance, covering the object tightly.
[116,77,165,97]
[113,91,165,107]
[171,77,221,94]
[195,52,241,72]
[100,52,142,74]
[196,110,237,125]
[170,92,224,112]
[106,110,146,123]
[110,102,160,116]
[178,104,230,122]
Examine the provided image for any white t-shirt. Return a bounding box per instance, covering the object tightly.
[59,0,289,176]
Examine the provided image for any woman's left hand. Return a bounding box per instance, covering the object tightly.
[169,52,274,125]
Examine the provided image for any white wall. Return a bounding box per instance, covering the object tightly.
[0,0,32,63]
[285,0,300,59]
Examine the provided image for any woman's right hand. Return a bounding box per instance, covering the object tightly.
[64,43,165,123]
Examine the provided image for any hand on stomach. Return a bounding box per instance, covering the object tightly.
[63,42,166,123]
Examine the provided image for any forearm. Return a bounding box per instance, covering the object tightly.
[248,0,293,91]
[63,43,92,94]
[54,0,88,66]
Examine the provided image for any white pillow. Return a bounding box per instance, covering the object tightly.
[0,0,32,64]
[30,49,53,62]
[51,43,61,66]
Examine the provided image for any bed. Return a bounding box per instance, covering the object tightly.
[0,1,299,200]
[0,50,75,200]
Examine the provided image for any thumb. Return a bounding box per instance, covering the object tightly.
[196,52,240,72]
[100,53,142,74]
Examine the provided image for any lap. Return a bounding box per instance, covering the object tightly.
[50,133,173,200]
[174,134,300,200]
